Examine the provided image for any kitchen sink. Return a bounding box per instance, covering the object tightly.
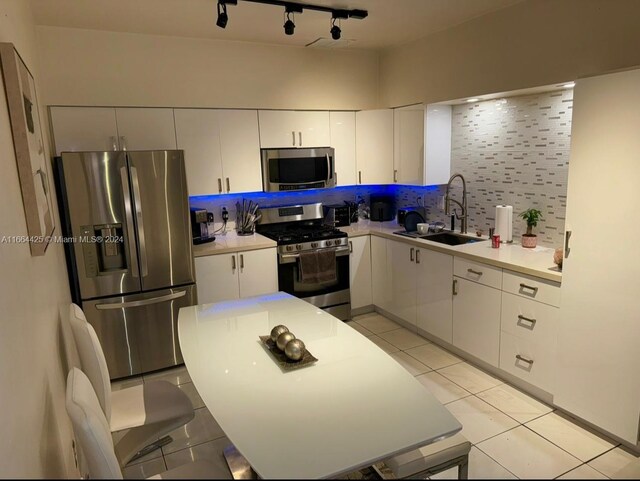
[419,232,486,246]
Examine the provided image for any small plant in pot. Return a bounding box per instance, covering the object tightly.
[519,208,543,248]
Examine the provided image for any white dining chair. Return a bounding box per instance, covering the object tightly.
[66,367,229,479]
[68,303,194,466]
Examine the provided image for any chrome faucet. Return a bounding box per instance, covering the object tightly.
[444,173,468,234]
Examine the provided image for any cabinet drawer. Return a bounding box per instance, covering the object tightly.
[500,331,555,393]
[503,270,561,307]
[454,258,502,289]
[501,292,558,344]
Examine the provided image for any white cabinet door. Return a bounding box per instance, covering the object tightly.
[174,109,224,196]
[356,109,394,185]
[50,106,119,155]
[330,111,357,186]
[393,105,424,185]
[386,239,417,326]
[238,248,278,298]
[349,236,372,309]
[424,104,452,186]
[195,254,240,304]
[218,110,263,194]
[296,111,330,147]
[258,110,297,148]
[115,108,177,150]
[371,235,392,313]
[452,277,501,366]
[416,249,453,343]
[555,68,640,444]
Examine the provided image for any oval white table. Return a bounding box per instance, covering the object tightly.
[178,292,461,479]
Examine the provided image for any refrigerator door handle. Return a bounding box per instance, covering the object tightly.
[130,166,149,277]
[95,290,187,310]
[120,166,140,278]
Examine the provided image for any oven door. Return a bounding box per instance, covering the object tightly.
[262,147,335,192]
[278,246,350,316]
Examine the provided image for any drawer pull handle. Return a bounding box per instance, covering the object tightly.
[416,249,421,264]
[517,314,537,325]
[467,268,483,276]
[410,247,415,262]
[349,241,353,253]
[516,354,534,365]
[519,283,538,293]
[452,279,458,296]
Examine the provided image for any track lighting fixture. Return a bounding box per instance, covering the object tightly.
[216,1,368,38]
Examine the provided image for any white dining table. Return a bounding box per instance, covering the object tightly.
[178,292,462,479]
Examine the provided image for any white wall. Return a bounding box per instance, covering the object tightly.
[0,1,75,477]
[35,26,379,110]
[379,0,640,107]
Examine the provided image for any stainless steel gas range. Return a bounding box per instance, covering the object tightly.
[256,203,351,320]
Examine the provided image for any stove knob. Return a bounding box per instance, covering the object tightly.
[325,240,333,247]
[311,242,318,248]
[286,245,293,252]
[296,244,302,251]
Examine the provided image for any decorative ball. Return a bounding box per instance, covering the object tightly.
[284,339,306,361]
[270,325,289,343]
[553,248,563,269]
[276,332,296,351]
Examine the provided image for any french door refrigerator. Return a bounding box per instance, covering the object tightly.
[56,150,196,379]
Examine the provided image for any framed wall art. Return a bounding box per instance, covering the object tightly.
[0,42,55,256]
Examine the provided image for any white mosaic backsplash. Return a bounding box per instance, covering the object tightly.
[448,89,573,247]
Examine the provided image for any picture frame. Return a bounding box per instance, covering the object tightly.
[0,42,55,256]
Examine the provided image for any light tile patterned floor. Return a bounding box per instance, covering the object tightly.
[115,312,638,479]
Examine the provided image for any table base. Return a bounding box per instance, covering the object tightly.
[223,444,257,480]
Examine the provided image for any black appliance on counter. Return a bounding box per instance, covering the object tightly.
[190,207,215,244]
[322,204,351,227]
[256,203,351,320]
[370,194,395,222]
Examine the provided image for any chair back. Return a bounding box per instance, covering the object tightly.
[66,368,123,479]
[68,304,112,421]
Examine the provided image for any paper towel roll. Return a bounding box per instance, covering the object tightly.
[495,205,513,243]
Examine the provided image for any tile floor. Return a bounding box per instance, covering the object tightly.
[114,312,639,479]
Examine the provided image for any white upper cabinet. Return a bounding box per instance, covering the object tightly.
[174,109,223,196]
[217,110,262,194]
[50,107,120,155]
[114,108,177,150]
[555,68,640,444]
[175,109,262,196]
[393,105,424,185]
[356,109,394,185]
[258,110,330,148]
[424,104,452,186]
[329,111,357,186]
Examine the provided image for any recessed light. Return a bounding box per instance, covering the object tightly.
[563,82,575,88]
[466,98,480,103]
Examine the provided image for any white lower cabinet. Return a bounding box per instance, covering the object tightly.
[387,239,417,325]
[195,248,277,304]
[371,235,392,313]
[416,250,453,343]
[452,277,501,367]
[349,236,372,310]
[500,332,556,394]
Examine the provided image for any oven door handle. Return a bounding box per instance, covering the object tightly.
[279,246,349,264]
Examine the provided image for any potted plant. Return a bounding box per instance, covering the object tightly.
[519,208,543,248]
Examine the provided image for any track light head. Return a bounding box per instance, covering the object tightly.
[330,18,341,40]
[283,11,295,35]
[216,2,228,29]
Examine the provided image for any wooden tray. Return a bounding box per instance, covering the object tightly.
[259,336,318,371]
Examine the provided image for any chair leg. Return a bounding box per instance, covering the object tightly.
[127,436,173,464]
[458,454,469,480]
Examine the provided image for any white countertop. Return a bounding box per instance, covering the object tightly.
[192,230,276,257]
[178,292,461,479]
[342,220,562,283]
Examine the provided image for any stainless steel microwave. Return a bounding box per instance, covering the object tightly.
[261,147,336,192]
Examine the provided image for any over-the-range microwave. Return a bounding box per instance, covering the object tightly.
[261,147,336,192]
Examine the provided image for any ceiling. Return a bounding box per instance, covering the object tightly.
[30,0,523,50]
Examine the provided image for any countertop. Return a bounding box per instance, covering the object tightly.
[342,220,562,283]
[192,229,276,257]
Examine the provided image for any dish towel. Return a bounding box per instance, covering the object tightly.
[298,250,337,284]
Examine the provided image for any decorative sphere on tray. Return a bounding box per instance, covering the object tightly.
[276,332,296,351]
[284,339,306,361]
[270,325,289,343]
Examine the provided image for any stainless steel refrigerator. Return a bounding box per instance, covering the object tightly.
[56,150,196,379]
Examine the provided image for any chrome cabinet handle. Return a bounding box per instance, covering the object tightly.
[516,354,534,365]
[240,254,244,269]
[110,136,118,151]
[564,230,572,258]
[292,131,296,146]
[217,178,223,194]
[467,268,483,276]
[452,279,458,295]
[299,131,302,146]
[226,177,231,193]
[120,136,127,151]
[120,166,139,277]
[410,247,414,261]
[416,249,421,264]
[393,169,398,183]
[130,166,148,277]
[517,314,537,325]
[349,241,353,253]
[358,171,362,184]
[231,255,236,271]
[519,283,539,293]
